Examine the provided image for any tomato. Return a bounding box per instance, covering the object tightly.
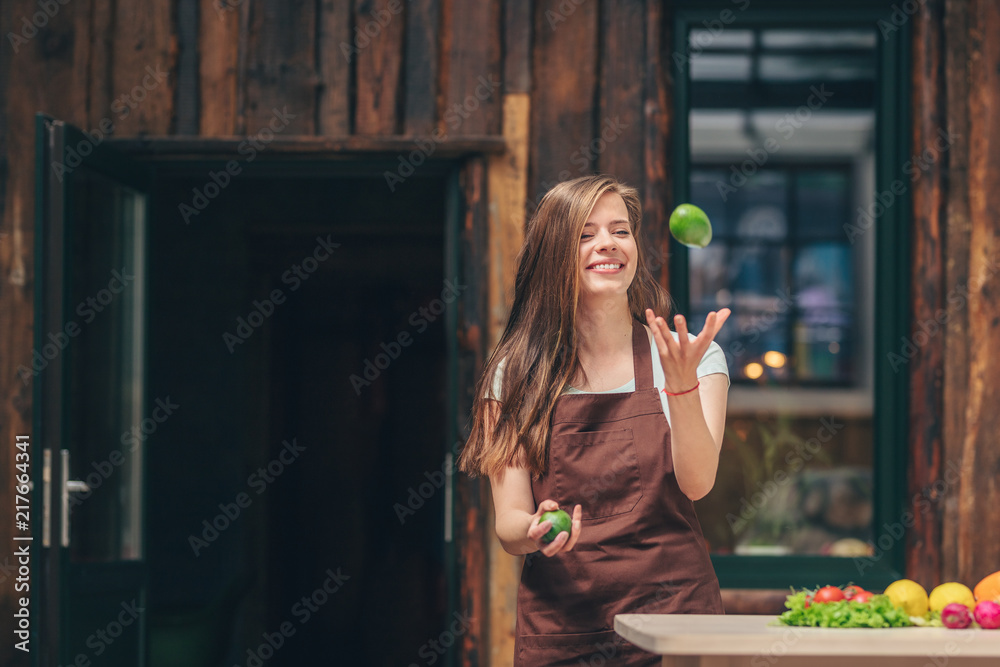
[843,585,867,600]
[803,594,813,609]
[813,586,846,603]
[851,591,874,603]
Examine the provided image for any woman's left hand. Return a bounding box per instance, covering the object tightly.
[645,308,731,394]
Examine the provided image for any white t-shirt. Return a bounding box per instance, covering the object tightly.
[485,325,729,427]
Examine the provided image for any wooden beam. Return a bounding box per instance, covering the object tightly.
[86,0,114,131]
[502,0,532,95]
[598,0,645,188]
[244,0,317,134]
[318,0,352,135]
[529,0,598,202]
[907,0,946,589]
[175,0,199,133]
[403,0,441,135]
[644,0,672,289]
[955,0,1000,586]
[199,0,242,135]
[485,92,530,667]
[106,135,506,160]
[442,0,502,137]
[456,156,491,667]
[0,0,9,234]
[941,0,973,586]
[720,589,788,615]
[354,0,405,135]
[111,0,176,134]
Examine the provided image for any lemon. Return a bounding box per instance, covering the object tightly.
[540,510,572,543]
[883,579,929,617]
[669,204,713,248]
[929,582,976,612]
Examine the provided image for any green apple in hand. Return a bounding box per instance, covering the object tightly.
[539,509,572,543]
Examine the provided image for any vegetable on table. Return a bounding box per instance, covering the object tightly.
[813,586,846,603]
[974,600,1000,629]
[941,603,973,629]
[843,585,868,600]
[775,589,913,628]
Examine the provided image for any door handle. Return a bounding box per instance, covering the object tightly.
[60,450,91,548]
[43,449,52,548]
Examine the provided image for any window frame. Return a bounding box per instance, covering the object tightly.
[671,1,911,589]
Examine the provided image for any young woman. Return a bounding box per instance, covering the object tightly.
[458,175,731,666]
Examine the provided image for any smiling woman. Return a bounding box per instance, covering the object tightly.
[579,195,638,296]
[459,175,731,666]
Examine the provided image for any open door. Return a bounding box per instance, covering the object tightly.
[33,114,150,667]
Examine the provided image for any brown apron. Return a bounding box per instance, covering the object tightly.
[513,318,724,666]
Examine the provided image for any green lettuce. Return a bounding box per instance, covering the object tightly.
[775,590,913,628]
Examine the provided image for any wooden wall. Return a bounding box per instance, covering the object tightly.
[0,1,665,665]
[2,0,999,666]
[909,0,1000,590]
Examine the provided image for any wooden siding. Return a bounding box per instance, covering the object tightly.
[908,0,948,591]
[2,1,1000,666]
[944,0,1000,586]
[908,0,1000,591]
[456,156,491,667]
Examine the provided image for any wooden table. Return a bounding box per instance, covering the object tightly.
[614,614,1000,666]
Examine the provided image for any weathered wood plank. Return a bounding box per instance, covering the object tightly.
[318,0,352,135]
[86,0,115,131]
[956,0,1000,586]
[244,0,317,135]
[941,0,973,585]
[108,135,506,160]
[199,0,243,135]
[720,590,788,615]
[598,0,645,188]
[111,0,176,135]
[502,0,532,94]
[354,0,405,135]
[485,93,530,667]
[442,0,501,137]
[529,0,598,203]
[175,0,199,133]
[644,0,671,289]
[907,0,946,589]
[0,0,9,234]
[456,157,490,667]
[70,0,95,126]
[403,0,440,135]
[486,95,530,345]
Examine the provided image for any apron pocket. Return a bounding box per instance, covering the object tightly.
[552,427,643,519]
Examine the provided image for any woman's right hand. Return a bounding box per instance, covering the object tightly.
[526,500,583,556]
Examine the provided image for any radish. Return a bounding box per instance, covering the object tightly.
[941,603,972,629]
[974,600,1000,629]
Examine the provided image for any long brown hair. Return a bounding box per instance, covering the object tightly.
[458,175,674,480]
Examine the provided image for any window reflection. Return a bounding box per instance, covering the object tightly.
[687,27,877,557]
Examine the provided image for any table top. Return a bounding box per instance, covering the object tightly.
[614,614,1000,657]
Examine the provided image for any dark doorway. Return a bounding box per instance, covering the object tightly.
[144,164,452,666]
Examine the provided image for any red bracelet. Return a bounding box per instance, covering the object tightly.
[662,381,700,396]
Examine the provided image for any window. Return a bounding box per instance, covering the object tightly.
[672,4,910,589]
